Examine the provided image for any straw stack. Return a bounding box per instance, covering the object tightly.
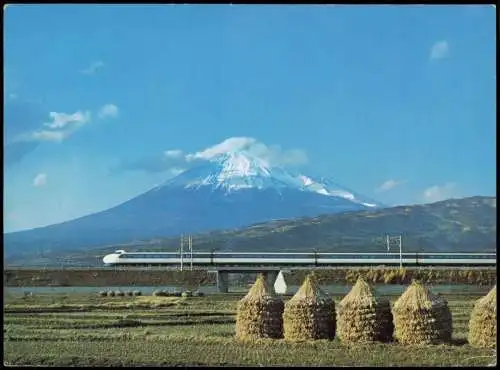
[337,277,393,343]
[235,274,284,341]
[392,281,452,345]
[468,286,496,348]
[283,274,336,341]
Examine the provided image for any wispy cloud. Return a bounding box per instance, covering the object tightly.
[14,102,116,144]
[422,182,458,203]
[98,104,119,119]
[377,179,405,192]
[81,61,104,75]
[30,130,71,142]
[18,110,91,143]
[33,173,47,187]
[429,40,449,61]
[192,137,308,166]
[44,111,91,129]
[111,137,309,175]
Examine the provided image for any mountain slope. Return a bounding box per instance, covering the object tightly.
[4,151,382,258]
[6,196,495,267]
[104,195,496,254]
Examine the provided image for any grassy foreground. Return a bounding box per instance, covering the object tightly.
[3,291,497,367]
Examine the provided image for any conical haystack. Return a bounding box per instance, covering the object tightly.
[392,281,452,345]
[337,277,393,343]
[235,274,284,341]
[468,286,496,348]
[283,274,336,341]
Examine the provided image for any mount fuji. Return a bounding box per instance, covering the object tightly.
[4,151,384,257]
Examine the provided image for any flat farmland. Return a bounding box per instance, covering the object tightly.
[3,290,496,367]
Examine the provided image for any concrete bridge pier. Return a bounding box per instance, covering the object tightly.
[216,271,229,293]
[214,269,282,293]
[262,270,279,292]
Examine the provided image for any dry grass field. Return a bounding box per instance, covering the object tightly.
[3,290,497,367]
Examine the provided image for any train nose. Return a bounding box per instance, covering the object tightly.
[103,254,116,264]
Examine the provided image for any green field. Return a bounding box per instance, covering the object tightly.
[3,291,497,367]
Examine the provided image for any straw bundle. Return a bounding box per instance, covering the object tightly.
[283,275,336,341]
[235,274,284,341]
[392,281,452,345]
[337,277,393,343]
[468,286,496,348]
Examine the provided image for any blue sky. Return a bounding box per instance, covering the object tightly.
[3,4,496,232]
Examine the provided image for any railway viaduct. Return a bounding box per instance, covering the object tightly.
[209,267,286,294]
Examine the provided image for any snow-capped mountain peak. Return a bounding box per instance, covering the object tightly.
[209,151,273,178]
[157,150,380,208]
[163,151,302,192]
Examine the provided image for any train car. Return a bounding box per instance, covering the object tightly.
[102,250,497,267]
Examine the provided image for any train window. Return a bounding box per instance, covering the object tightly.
[215,254,257,259]
[142,253,171,258]
[220,253,311,259]
[267,254,307,259]
[179,253,203,258]
[192,253,211,258]
[319,254,365,259]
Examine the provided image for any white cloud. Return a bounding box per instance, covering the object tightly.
[164,150,184,158]
[191,137,308,167]
[377,179,405,192]
[430,40,449,60]
[44,111,91,129]
[170,168,186,176]
[98,104,119,119]
[81,61,104,75]
[113,137,308,174]
[30,130,69,142]
[422,182,458,203]
[194,137,258,159]
[33,173,47,187]
[16,109,92,143]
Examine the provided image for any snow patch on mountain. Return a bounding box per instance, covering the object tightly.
[157,150,380,208]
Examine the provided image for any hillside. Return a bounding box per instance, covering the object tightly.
[7,196,495,267]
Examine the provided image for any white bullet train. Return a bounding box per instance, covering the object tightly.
[103,250,497,267]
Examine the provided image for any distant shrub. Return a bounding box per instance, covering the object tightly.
[125,291,134,296]
[107,291,115,297]
[98,291,107,297]
[132,290,142,296]
[115,291,125,297]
